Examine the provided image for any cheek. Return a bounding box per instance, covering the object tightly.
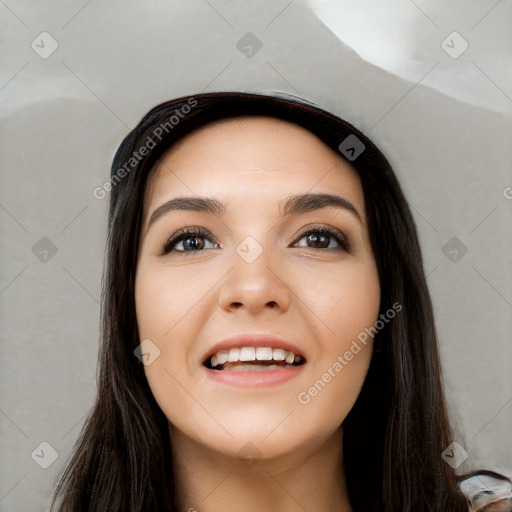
[135,262,211,340]
[298,259,381,345]
[134,263,189,369]
[134,257,226,384]
[294,263,380,431]
[134,264,200,420]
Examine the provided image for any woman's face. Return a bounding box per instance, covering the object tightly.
[135,115,380,461]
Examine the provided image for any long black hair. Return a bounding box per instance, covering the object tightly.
[50,91,469,511]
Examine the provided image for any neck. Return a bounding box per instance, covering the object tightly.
[169,425,353,512]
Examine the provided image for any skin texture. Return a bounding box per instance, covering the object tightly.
[134,116,381,512]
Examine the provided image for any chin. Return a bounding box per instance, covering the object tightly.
[211,433,303,464]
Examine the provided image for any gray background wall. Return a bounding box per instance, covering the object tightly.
[1,1,511,510]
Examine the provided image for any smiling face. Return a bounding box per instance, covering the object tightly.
[134,115,381,462]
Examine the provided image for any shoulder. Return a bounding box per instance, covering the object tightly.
[458,470,512,511]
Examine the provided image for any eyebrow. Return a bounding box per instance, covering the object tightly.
[147,192,363,229]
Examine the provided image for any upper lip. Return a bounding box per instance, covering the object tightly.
[202,333,307,366]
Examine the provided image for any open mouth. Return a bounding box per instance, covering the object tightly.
[203,346,306,371]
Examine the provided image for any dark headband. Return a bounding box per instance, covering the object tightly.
[110,90,393,182]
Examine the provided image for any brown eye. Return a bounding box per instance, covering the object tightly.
[162,227,218,255]
[294,227,350,252]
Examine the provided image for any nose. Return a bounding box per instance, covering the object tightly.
[217,246,292,315]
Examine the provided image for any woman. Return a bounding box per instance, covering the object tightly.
[51,90,488,511]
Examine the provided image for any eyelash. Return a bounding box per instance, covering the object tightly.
[161,225,351,256]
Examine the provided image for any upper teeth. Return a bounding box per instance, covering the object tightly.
[209,347,301,368]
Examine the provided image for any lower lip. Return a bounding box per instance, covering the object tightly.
[203,364,306,387]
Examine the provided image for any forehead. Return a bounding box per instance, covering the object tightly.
[152,114,340,170]
[143,115,364,219]
[156,115,327,162]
